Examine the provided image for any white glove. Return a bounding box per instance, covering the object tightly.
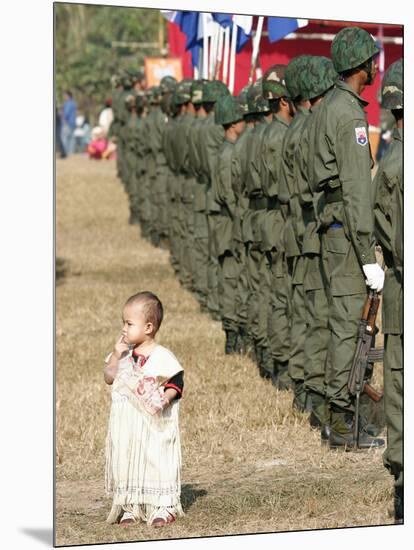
[362,263,385,292]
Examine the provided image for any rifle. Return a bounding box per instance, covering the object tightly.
[347,290,384,448]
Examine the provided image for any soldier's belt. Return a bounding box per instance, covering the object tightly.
[249,196,268,210]
[324,186,343,204]
[267,197,280,211]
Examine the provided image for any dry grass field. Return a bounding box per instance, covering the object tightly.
[55,156,394,547]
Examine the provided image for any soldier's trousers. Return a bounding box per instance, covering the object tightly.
[168,199,181,274]
[268,251,291,366]
[137,172,152,239]
[287,256,306,384]
[383,333,403,488]
[303,254,330,397]
[193,210,209,308]
[234,243,249,331]
[218,251,239,331]
[207,213,220,316]
[246,246,269,347]
[179,199,195,288]
[321,226,368,412]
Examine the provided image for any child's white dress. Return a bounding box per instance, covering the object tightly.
[105,344,184,525]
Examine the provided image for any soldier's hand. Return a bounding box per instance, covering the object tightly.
[362,263,385,292]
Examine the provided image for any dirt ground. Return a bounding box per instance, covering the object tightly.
[55,156,394,547]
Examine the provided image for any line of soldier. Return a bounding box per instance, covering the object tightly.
[109,26,403,523]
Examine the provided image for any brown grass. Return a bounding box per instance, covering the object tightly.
[55,156,394,546]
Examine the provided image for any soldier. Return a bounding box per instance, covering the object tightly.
[123,90,141,225]
[294,57,338,437]
[373,59,403,522]
[145,86,169,248]
[159,76,178,251]
[213,95,246,352]
[198,81,230,320]
[188,80,209,311]
[260,65,294,387]
[231,85,255,354]
[171,79,196,289]
[278,55,312,406]
[243,81,273,377]
[308,26,385,449]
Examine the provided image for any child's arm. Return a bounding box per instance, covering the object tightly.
[104,335,129,385]
[163,387,178,404]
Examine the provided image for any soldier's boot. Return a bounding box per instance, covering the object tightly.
[224,330,238,355]
[235,327,246,354]
[394,485,403,524]
[292,380,309,412]
[307,391,331,446]
[275,361,292,391]
[259,346,273,379]
[328,407,385,451]
[244,331,256,361]
[254,341,263,374]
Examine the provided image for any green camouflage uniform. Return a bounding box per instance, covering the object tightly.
[188,81,209,309]
[213,95,245,352]
[243,82,272,374]
[373,59,403,518]
[198,81,230,318]
[294,57,338,427]
[279,56,312,405]
[308,27,383,446]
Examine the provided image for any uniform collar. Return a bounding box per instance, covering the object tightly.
[336,79,369,107]
[274,113,290,127]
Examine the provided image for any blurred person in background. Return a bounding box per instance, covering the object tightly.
[87,126,116,160]
[55,106,66,158]
[61,90,77,155]
[74,115,91,153]
[99,99,114,138]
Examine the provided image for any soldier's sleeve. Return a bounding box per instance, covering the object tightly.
[278,137,292,206]
[205,125,224,179]
[336,118,377,265]
[265,131,284,197]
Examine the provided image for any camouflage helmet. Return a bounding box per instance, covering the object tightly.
[262,64,289,100]
[331,26,380,73]
[381,58,403,110]
[215,95,244,125]
[174,78,193,105]
[285,55,312,101]
[247,79,270,114]
[121,73,133,89]
[124,91,137,109]
[191,80,204,104]
[298,56,338,100]
[237,85,251,114]
[160,75,177,94]
[126,68,145,84]
[150,86,162,104]
[203,80,230,103]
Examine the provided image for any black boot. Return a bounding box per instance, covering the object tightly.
[225,330,238,355]
[329,407,385,450]
[394,485,403,524]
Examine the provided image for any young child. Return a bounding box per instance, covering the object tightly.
[104,291,184,527]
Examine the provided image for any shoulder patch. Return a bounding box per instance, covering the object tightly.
[355,126,368,146]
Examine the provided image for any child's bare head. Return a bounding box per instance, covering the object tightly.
[124,291,164,336]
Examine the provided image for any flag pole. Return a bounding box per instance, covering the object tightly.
[222,26,230,85]
[249,16,264,84]
[209,24,219,80]
[203,32,209,79]
[215,26,224,80]
[229,21,237,94]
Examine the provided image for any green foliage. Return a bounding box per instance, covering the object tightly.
[55,3,163,120]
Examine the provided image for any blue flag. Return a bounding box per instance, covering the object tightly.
[212,13,233,28]
[268,17,308,43]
